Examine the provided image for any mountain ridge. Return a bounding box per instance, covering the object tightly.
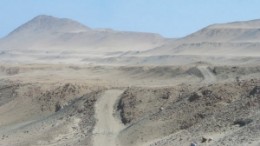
[0,15,259,64]
[0,15,166,53]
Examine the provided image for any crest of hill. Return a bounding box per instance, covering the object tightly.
[184,19,260,42]
[208,19,260,28]
[8,15,91,37]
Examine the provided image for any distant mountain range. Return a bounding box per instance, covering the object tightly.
[0,15,259,64]
[0,15,167,53]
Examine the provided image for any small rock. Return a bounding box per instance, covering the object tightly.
[208,137,213,142]
[233,118,253,127]
[249,86,260,96]
[160,107,164,111]
[188,92,201,102]
[201,137,207,143]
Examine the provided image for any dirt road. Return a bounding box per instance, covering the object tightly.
[93,90,125,146]
[197,66,216,83]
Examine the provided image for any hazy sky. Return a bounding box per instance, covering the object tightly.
[1,0,260,38]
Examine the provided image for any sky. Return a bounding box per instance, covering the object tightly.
[1,0,260,38]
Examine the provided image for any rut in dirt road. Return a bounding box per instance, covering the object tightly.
[93,90,125,146]
[197,66,216,84]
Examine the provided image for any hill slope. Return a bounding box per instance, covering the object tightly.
[145,19,260,57]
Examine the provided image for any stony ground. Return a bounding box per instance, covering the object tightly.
[0,64,259,146]
[117,79,260,146]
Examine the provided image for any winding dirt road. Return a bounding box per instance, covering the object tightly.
[197,66,216,83]
[93,90,125,146]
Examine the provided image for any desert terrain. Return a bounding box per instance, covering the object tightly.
[0,16,259,146]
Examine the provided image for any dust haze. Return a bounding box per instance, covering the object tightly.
[0,15,259,146]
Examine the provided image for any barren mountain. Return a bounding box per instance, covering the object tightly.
[144,19,260,57]
[1,16,260,65]
[183,19,260,42]
[0,15,166,54]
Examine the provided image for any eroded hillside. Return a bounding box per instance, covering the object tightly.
[0,64,259,146]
